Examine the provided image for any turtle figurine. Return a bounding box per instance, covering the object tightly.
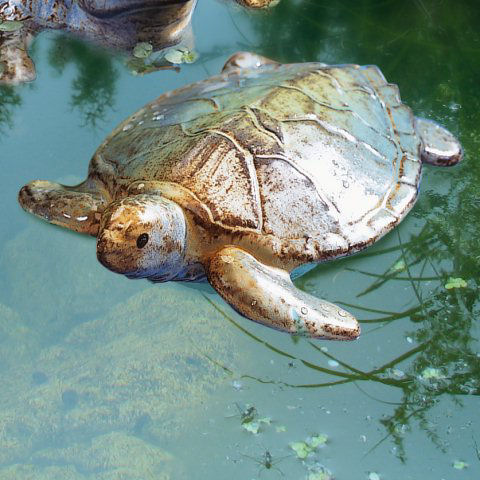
[0,0,197,84]
[18,52,462,340]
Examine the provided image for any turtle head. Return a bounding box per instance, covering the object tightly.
[97,195,186,281]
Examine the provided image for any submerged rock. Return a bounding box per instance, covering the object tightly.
[0,284,238,477]
[0,302,38,371]
[30,432,176,479]
[0,224,138,341]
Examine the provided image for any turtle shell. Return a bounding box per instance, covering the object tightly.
[90,62,422,260]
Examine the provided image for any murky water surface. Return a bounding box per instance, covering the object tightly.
[1,1,479,479]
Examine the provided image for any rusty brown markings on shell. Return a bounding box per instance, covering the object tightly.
[154,66,346,242]
[90,62,423,269]
[92,66,373,263]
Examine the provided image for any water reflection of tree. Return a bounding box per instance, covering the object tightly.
[206,177,480,461]
[0,32,123,131]
[214,152,479,452]
[344,167,480,460]
[248,0,480,101]
[210,0,480,461]
[0,85,21,139]
[47,35,117,127]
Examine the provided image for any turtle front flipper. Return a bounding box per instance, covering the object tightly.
[415,118,463,166]
[206,246,360,340]
[18,180,107,236]
[221,52,279,74]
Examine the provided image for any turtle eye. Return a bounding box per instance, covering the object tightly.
[136,233,149,249]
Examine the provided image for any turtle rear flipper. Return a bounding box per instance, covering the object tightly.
[206,246,360,340]
[415,117,463,166]
[18,180,106,236]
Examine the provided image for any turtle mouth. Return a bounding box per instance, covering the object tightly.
[96,231,133,274]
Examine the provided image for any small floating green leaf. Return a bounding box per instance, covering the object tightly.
[133,42,153,59]
[290,433,329,458]
[276,425,286,433]
[290,441,312,459]
[242,415,271,434]
[164,46,198,64]
[445,277,467,289]
[308,471,333,480]
[242,420,260,434]
[0,20,24,32]
[453,460,469,470]
[309,433,328,448]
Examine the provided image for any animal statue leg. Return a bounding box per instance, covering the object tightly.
[221,52,279,74]
[18,180,106,235]
[0,30,35,85]
[415,117,463,166]
[206,246,360,340]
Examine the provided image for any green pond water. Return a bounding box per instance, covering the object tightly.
[0,0,479,478]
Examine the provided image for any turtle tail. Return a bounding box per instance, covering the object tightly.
[18,179,106,236]
[415,117,463,167]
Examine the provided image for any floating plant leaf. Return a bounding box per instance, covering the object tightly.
[453,460,469,470]
[445,277,467,289]
[308,471,334,480]
[368,473,380,480]
[242,421,260,434]
[242,415,271,434]
[309,433,328,448]
[290,432,329,458]
[290,441,312,459]
[0,20,24,32]
[258,417,271,425]
[164,46,198,64]
[276,425,286,433]
[133,42,153,59]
